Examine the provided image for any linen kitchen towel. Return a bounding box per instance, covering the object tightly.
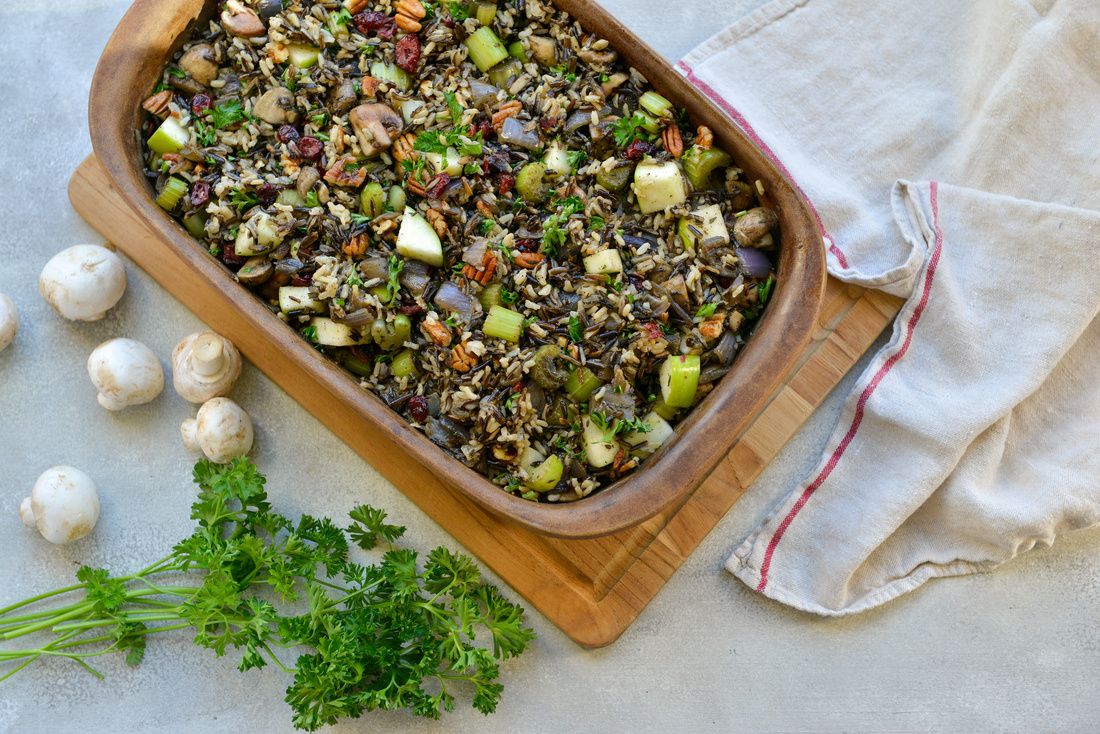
[678,0,1100,614]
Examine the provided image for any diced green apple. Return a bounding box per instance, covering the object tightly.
[582,415,619,469]
[370,61,412,91]
[624,411,675,457]
[677,203,729,254]
[583,248,624,275]
[279,286,326,314]
[288,44,320,69]
[632,160,688,214]
[424,147,463,176]
[659,354,701,408]
[396,207,444,266]
[465,27,509,72]
[147,117,190,155]
[310,317,370,347]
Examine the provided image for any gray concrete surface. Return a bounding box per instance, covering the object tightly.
[2,1,1099,732]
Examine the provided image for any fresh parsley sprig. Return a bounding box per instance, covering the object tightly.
[0,459,535,731]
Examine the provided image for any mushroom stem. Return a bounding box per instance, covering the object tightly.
[191,334,226,378]
[181,418,200,453]
[19,497,35,528]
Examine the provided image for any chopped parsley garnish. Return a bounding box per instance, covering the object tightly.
[229,188,259,211]
[566,149,587,171]
[589,215,605,231]
[304,190,320,208]
[500,288,519,304]
[194,119,217,146]
[695,302,718,319]
[329,7,352,26]
[167,67,187,79]
[385,255,404,306]
[539,196,583,257]
[301,325,318,342]
[448,1,471,20]
[445,91,463,125]
[567,315,583,343]
[611,114,654,148]
[757,274,776,304]
[480,218,496,235]
[212,98,248,129]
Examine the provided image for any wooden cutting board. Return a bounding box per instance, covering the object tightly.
[69,155,900,647]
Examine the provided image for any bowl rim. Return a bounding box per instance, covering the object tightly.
[88,0,827,539]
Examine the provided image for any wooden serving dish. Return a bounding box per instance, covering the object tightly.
[88,0,827,539]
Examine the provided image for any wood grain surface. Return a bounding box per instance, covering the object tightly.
[70,155,900,647]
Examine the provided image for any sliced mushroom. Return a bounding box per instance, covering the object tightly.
[329,79,358,115]
[527,35,557,67]
[257,0,283,19]
[661,272,691,309]
[733,207,779,248]
[296,166,320,198]
[252,86,298,125]
[349,103,404,157]
[578,47,618,68]
[600,72,629,97]
[221,0,266,38]
[179,43,219,86]
[237,256,273,287]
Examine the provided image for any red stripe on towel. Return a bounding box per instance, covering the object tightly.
[675,60,850,269]
[753,181,945,592]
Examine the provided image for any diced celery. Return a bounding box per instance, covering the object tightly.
[583,248,623,275]
[147,117,190,155]
[465,27,509,72]
[391,349,419,378]
[475,2,497,26]
[279,286,325,314]
[288,44,320,69]
[652,395,681,421]
[341,351,373,377]
[564,367,602,402]
[483,305,524,342]
[681,145,733,191]
[636,111,661,134]
[396,207,444,266]
[507,40,528,62]
[582,415,618,468]
[478,283,504,310]
[632,160,688,214]
[387,185,407,212]
[360,182,385,218]
[371,314,412,351]
[525,454,563,492]
[276,189,305,207]
[595,160,634,192]
[543,141,571,177]
[515,162,549,203]
[370,61,412,91]
[659,354,700,408]
[155,177,188,211]
[312,317,370,347]
[677,203,729,254]
[182,211,208,238]
[624,411,675,457]
[638,91,673,119]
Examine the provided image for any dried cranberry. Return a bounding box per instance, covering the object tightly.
[441,12,456,28]
[425,173,451,199]
[222,248,245,268]
[477,118,494,140]
[353,11,396,38]
[296,136,323,160]
[189,181,211,208]
[395,34,422,73]
[623,140,657,161]
[539,115,559,133]
[190,93,212,114]
[276,124,300,143]
[398,301,425,317]
[290,274,313,287]
[407,396,430,423]
[256,183,278,205]
[642,322,663,340]
[497,173,516,196]
[515,238,538,253]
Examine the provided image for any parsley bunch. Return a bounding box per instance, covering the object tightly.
[0,459,534,731]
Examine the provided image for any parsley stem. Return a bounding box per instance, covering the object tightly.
[0,582,84,617]
[1,603,97,640]
[53,612,184,633]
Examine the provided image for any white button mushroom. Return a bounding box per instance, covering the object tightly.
[39,244,127,321]
[0,293,17,352]
[172,332,243,403]
[181,397,254,463]
[87,338,165,410]
[20,466,101,545]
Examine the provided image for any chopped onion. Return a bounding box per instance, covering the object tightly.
[499,117,541,151]
[736,247,773,278]
[462,239,488,266]
[468,79,500,109]
[359,257,388,280]
[433,281,475,315]
[399,260,432,296]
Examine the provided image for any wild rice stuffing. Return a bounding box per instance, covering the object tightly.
[142,0,780,502]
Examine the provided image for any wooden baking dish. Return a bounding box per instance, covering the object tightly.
[88,0,827,539]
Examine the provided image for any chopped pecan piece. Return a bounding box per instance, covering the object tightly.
[395,0,426,31]
[513,252,545,269]
[450,342,477,372]
[142,90,173,118]
[323,156,368,188]
[343,233,370,258]
[425,208,448,238]
[405,175,427,197]
[392,133,417,164]
[491,100,523,132]
[461,252,498,285]
[346,0,370,12]
[696,125,714,150]
[662,125,684,158]
[360,75,380,98]
[698,314,725,341]
[422,318,453,347]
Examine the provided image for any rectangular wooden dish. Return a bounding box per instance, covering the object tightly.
[87,0,827,539]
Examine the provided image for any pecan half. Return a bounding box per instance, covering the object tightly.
[661,125,684,158]
[142,90,173,118]
[392,133,417,164]
[346,0,370,12]
[513,252,545,269]
[491,100,523,132]
[343,233,370,258]
[422,318,453,347]
[696,125,714,150]
[395,13,422,32]
[395,0,426,31]
[323,156,368,188]
[461,252,498,285]
[425,208,448,238]
[450,342,477,372]
[405,175,427,197]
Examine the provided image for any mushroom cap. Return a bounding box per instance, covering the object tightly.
[39,244,127,321]
[27,466,100,545]
[182,397,254,463]
[87,338,165,411]
[349,103,404,157]
[0,292,17,352]
[171,331,243,403]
